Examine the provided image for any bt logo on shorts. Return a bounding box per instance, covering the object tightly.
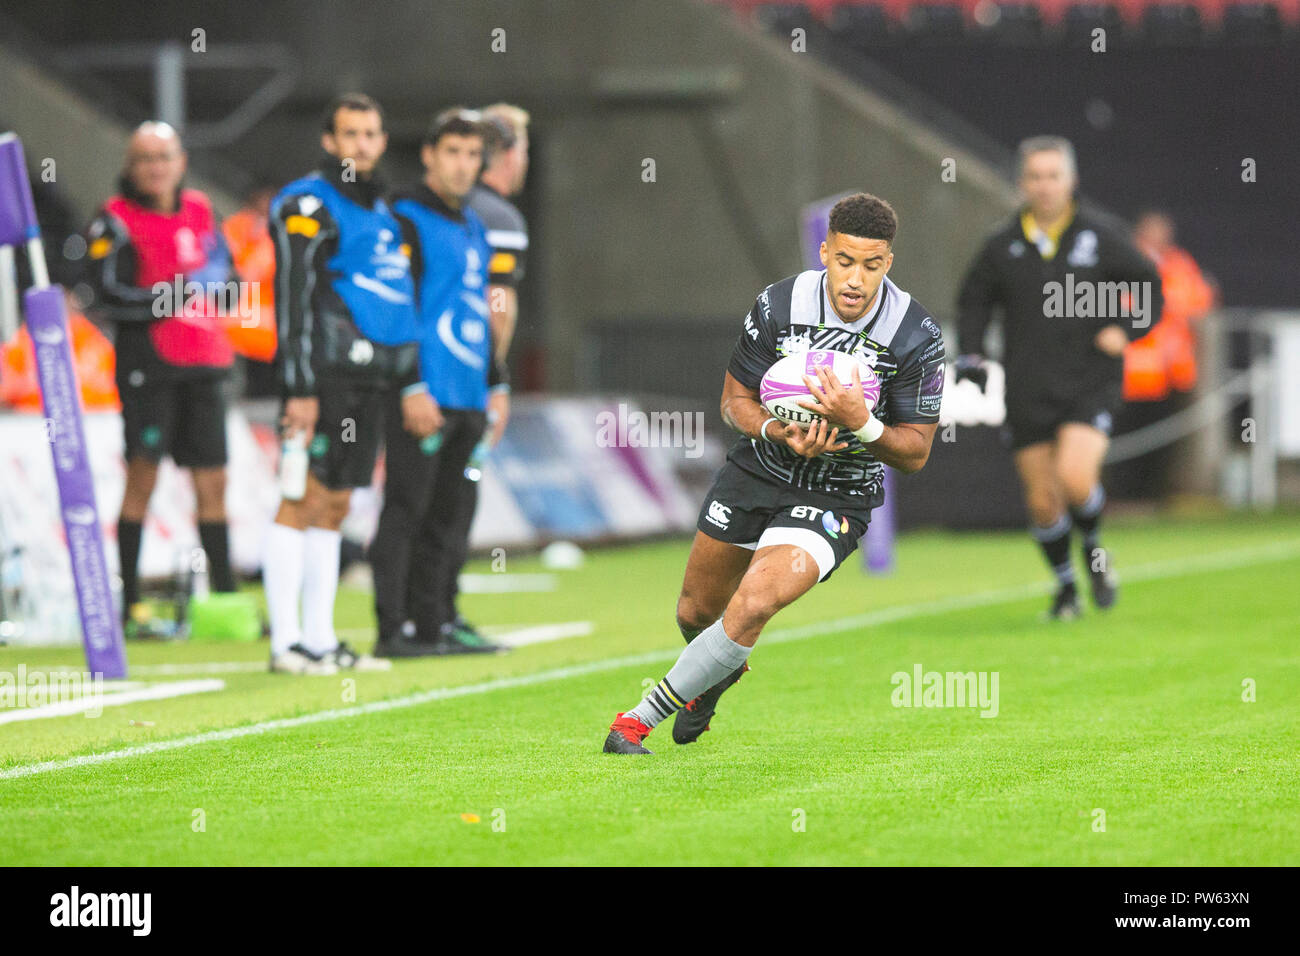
[822,511,849,539]
[790,505,849,539]
[706,500,731,529]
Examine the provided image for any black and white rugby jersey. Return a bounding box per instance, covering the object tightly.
[727,269,946,503]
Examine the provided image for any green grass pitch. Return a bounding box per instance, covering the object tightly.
[1,512,1297,865]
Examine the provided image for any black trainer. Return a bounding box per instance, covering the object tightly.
[1083,545,1119,610]
[672,662,750,744]
[373,633,439,658]
[431,621,505,655]
[450,615,483,639]
[1048,581,1082,621]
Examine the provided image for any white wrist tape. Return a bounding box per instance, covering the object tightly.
[852,414,885,444]
[759,416,780,443]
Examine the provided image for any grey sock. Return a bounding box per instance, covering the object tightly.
[628,619,751,728]
[1031,514,1075,586]
[1071,484,1105,553]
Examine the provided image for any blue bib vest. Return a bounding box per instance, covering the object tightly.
[274,173,418,345]
[393,197,493,411]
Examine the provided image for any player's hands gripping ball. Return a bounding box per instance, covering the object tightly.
[799,364,875,431]
[777,417,848,459]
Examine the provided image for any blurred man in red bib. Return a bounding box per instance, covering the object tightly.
[83,122,237,634]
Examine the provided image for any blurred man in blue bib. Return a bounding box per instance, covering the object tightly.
[372,108,509,657]
[264,92,428,674]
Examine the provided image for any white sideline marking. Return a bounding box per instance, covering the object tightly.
[459,573,558,593]
[0,679,225,726]
[2,539,1297,780]
[487,621,594,647]
[131,662,267,676]
[336,571,558,595]
[28,623,596,677]
[19,662,267,677]
[4,679,149,693]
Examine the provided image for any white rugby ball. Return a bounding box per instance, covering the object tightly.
[760,349,881,427]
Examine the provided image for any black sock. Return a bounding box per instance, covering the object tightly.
[1031,515,1075,588]
[198,522,236,592]
[1070,485,1106,554]
[117,519,143,616]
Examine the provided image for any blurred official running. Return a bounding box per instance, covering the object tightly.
[83,122,236,636]
[955,136,1162,619]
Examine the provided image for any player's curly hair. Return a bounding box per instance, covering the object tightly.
[828,193,898,244]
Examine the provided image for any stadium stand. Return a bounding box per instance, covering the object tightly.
[717,0,1300,31]
[717,0,1298,309]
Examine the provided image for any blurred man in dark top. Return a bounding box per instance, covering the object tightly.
[955,136,1161,620]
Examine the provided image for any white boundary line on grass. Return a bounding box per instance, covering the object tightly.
[486,620,595,647]
[2,538,1297,780]
[0,680,226,725]
[130,662,267,676]
[459,573,558,593]
[26,622,598,678]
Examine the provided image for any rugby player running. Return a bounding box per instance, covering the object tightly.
[604,194,945,754]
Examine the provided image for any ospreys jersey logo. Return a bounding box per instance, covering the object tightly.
[777,325,881,373]
[776,328,813,355]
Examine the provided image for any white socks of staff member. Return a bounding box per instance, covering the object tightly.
[300,527,341,656]
[627,618,752,728]
[263,524,340,658]
[264,524,304,658]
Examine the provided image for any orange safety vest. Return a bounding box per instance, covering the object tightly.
[221,207,278,361]
[1123,246,1213,401]
[1,308,120,412]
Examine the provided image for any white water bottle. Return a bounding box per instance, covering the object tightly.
[280,431,309,501]
[190,547,211,602]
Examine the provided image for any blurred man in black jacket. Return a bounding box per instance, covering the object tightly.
[956,136,1161,620]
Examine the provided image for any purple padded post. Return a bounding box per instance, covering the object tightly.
[0,133,40,248]
[25,279,128,677]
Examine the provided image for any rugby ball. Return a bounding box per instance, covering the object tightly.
[760,349,881,427]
